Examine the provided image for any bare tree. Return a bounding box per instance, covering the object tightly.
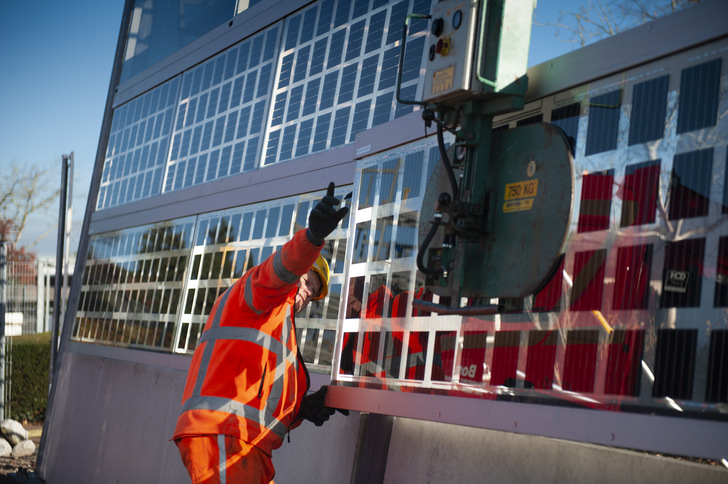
[541,0,702,47]
[0,162,60,247]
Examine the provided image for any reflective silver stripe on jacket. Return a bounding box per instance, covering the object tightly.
[189,279,297,440]
[218,434,227,483]
[181,395,289,441]
[192,287,232,396]
[242,252,300,316]
[273,250,301,285]
[244,278,265,316]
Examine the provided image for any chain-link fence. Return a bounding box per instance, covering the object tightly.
[1,243,59,419]
[4,247,55,336]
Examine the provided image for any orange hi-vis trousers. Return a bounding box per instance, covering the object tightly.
[176,435,275,484]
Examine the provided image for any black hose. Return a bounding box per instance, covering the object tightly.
[417,220,442,277]
[437,121,459,201]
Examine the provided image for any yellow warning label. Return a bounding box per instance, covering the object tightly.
[432,65,455,95]
[504,179,538,200]
[503,198,535,213]
[503,179,538,213]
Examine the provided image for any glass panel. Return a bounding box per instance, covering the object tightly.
[404,332,428,380]
[619,160,660,227]
[72,218,195,351]
[79,186,351,356]
[121,0,237,84]
[525,331,557,390]
[339,332,358,375]
[569,250,606,311]
[460,331,488,385]
[578,170,614,233]
[705,330,728,403]
[394,211,417,259]
[604,330,644,396]
[360,331,381,377]
[379,159,399,205]
[652,329,697,400]
[379,331,401,379]
[262,0,426,164]
[714,237,728,307]
[677,58,721,133]
[585,90,621,156]
[669,148,713,220]
[359,167,378,209]
[162,26,279,191]
[613,244,652,310]
[353,222,371,264]
[432,331,456,382]
[661,238,705,308]
[389,271,411,318]
[550,102,580,150]
[562,330,598,393]
[97,79,179,210]
[319,330,336,367]
[372,216,393,261]
[532,257,564,312]
[628,75,669,145]
[302,329,319,364]
[366,274,388,319]
[346,276,365,319]
[491,332,520,387]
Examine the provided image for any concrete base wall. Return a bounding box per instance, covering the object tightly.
[38,353,360,484]
[384,418,726,484]
[39,353,727,483]
[39,353,190,483]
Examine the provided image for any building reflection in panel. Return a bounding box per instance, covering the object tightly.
[586,90,621,156]
[432,331,456,383]
[491,332,520,388]
[578,170,614,233]
[570,250,607,311]
[669,149,713,220]
[77,187,350,364]
[619,161,660,227]
[629,75,669,146]
[532,257,565,313]
[613,245,652,310]
[604,330,644,396]
[75,218,194,350]
[705,330,728,403]
[652,329,697,400]
[525,330,557,390]
[459,331,488,385]
[563,330,599,393]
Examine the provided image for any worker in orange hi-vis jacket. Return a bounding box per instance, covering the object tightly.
[173,182,350,484]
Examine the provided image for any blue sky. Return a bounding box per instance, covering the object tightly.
[0,0,578,257]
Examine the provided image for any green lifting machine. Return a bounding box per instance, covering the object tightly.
[397,0,574,315]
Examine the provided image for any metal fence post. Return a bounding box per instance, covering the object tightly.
[0,240,7,418]
[51,155,70,383]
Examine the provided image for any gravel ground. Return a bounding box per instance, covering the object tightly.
[0,453,42,483]
[0,426,43,483]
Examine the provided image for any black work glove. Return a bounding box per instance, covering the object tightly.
[301,386,350,427]
[306,182,349,245]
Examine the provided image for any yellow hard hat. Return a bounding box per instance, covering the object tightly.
[310,255,330,300]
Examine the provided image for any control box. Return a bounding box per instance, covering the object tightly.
[422,0,534,105]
